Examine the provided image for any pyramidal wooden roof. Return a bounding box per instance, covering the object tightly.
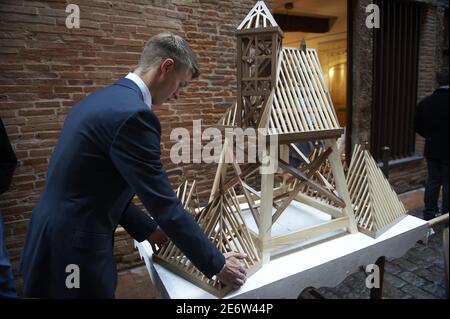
[267,47,341,134]
[346,144,407,238]
[219,47,341,138]
[153,186,261,297]
[237,1,278,30]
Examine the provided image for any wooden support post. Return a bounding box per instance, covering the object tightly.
[280,144,289,163]
[210,137,230,203]
[370,256,386,299]
[279,144,290,192]
[381,146,390,178]
[259,152,274,264]
[324,139,358,233]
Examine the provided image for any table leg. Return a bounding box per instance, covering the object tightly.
[299,256,387,299]
[298,287,325,299]
[370,256,386,299]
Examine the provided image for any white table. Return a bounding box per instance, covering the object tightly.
[135,202,428,299]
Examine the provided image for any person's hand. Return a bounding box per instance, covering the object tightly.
[147,226,168,252]
[216,252,247,289]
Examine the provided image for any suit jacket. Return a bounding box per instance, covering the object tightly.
[0,117,17,195]
[414,87,449,160]
[20,78,225,298]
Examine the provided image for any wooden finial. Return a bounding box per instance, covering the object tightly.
[361,141,370,150]
[300,37,306,51]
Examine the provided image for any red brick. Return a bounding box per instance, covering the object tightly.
[35,131,60,139]
[1,116,25,125]
[1,13,56,25]
[0,4,38,15]
[0,0,268,274]
[21,123,61,133]
[54,86,83,93]
[13,175,37,184]
[34,101,61,108]
[14,182,35,191]
[19,108,55,117]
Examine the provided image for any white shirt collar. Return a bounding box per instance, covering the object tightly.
[125,72,152,109]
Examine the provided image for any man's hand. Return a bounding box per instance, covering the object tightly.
[216,252,247,289]
[147,226,168,252]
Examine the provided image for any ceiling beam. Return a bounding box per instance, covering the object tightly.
[274,13,333,33]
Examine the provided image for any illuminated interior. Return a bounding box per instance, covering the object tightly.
[273,0,348,127]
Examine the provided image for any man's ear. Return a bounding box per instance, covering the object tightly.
[160,58,175,74]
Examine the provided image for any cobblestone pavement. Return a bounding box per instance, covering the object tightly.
[299,208,448,299]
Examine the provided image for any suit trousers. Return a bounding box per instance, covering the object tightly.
[424,158,449,220]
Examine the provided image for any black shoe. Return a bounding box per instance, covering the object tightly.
[423,211,437,221]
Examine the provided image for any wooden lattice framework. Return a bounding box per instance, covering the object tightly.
[236,1,283,128]
[346,144,407,237]
[208,136,357,264]
[267,47,342,141]
[153,181,261,297]
[222,46,344,143]
[175,178,200,216]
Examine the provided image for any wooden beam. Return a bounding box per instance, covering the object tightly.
[268,217,349,249]
[235,26,283,36]
[265,129,344,144]
[324,139,358,233]
[278,159,346,208]
[259,154,275,264]
[274,13,333,33]
[294,193,343,218]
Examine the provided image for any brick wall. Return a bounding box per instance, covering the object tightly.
[0,0,260,288]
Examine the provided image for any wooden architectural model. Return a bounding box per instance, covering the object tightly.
[153,179,261,297]
[153,1,405,297]
[346,144,407,237]
[217,1,358,264]
[175,178,200,216]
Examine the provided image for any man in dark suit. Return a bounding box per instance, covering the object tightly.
[0,117,18,298]
[20,32,246,298]
[414,68,449,221]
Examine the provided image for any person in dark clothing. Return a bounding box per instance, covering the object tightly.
[414,68,449,221]
[0,117,18,298]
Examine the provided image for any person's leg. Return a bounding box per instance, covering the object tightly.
[0,209,17,298]
[441,160,449,214]
[424,158,441,221]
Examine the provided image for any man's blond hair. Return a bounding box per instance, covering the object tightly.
[137,32,200,78]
